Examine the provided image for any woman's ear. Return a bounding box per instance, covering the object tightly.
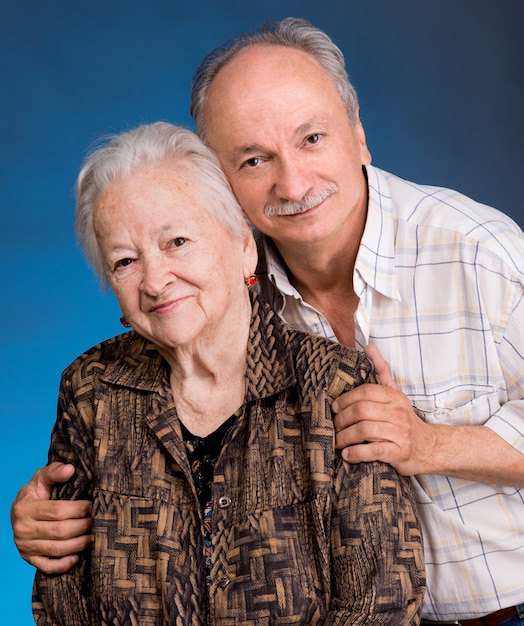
[242,225,258,277]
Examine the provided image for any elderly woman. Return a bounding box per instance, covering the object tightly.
[32,122,425,625]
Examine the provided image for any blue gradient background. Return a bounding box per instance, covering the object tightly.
[2,1,523,622]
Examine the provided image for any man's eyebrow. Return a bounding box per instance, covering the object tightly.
[295,118,328,136]
[226,118,328,164]
[230,144,265,161]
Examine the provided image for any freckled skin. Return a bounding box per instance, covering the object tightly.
[93,160,256,354]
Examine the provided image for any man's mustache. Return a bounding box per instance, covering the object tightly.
[264,186,338,217]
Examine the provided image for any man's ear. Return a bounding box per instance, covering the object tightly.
[355,106,372,166]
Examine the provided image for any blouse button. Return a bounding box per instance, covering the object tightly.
[218,496,232,509]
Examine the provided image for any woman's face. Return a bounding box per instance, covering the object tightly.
[93,160,255,351]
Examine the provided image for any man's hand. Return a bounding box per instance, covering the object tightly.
[332,344,436,476]
[334,345,524,485]
[11,462,92,574]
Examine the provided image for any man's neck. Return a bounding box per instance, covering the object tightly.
[275,197,367,294]
[271,205,367,347]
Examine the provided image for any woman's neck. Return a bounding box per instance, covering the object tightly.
[160,294,252,437]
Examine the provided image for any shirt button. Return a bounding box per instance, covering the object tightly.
[218,496,232,509]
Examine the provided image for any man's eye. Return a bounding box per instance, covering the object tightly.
[306,134,321,145]
[241,157,260,169]
[170,237,187,247]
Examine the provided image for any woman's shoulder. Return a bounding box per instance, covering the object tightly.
[288,329,377,395]
[61,331,151,379]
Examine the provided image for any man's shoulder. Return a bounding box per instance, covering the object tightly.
[368,165,524,269]
[371,166,520,232]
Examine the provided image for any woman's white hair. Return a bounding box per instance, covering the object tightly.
[75,122,251,286]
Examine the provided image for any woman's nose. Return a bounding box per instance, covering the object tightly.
[140,256,174,296]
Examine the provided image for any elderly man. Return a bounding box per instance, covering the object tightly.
[12,17,524,625]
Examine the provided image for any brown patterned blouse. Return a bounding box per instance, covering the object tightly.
[33,293,425,625]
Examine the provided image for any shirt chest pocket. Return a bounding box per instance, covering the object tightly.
[412,385,502,426]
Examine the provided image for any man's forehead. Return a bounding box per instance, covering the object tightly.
[208,43,327,96]
[202,45,344,151]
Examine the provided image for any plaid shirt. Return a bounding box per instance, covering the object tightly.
[33,293,425,625]
[256,164,524,621]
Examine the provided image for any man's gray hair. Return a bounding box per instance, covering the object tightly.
[75,122,250,287]
[190,17,359,141]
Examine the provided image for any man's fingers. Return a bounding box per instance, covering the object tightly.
[340,440,409,474]
[20,535,91,559]
[14,463,76,503]
[34,463,76,493]
[45,499,92,523]
[15,506,92,540]
[17,519,91,574]
[13,498,91,528]
[29,554,80,576]
[334,414,397,449]
[364,344,397,389]
[11,463,91,574]
[23,530,92,559]
[340,441,381,463]
[332,383,391,415]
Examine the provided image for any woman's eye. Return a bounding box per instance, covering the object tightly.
[170,237,187,247]
[115,258,133,270]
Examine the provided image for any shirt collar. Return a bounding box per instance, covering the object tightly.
[355,165,401,301]
[100,292,297,402]
[100,334,170,393]
[259,234,302,299]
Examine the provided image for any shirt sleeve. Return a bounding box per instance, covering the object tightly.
[32,368,94,625]
[484,285,524,450]
[326,458,426,625]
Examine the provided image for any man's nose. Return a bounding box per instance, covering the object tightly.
[273,155,313,201]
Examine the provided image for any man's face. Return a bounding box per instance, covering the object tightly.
[202,44,372,250]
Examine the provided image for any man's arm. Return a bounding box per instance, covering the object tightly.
[333,345,524,487]
[11,462,92,574]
